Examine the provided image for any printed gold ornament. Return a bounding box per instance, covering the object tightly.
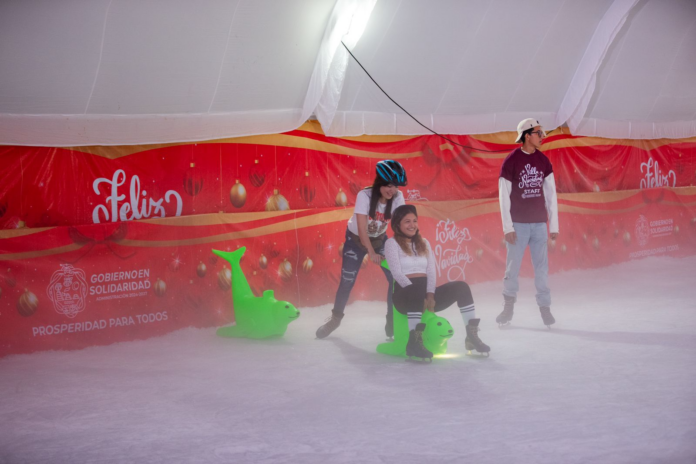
[196,261,207,278]
[338,243,344,256]
[475,248,484,260]
[299,172,315,204]
[169,256,181,272]
[335,188,348,207]
[592,237,600,251]
[266,242,280,259]
[303,257,313,274]
[154,278,167,297]
[17,289,38,317]
[218,267,232,290]
[249,159,266,188]
[623,231,631,246]
[279,259,293,281]
[183,163,204,196]
[5,269,16,288]
[265,189,290,211]
[349,170,362,197]
[561,244,567,254]
[230,180,247,208]
[361,254,369,268]
[259,254,268,269]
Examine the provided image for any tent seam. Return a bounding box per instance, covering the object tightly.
[84,0,114,114]
[208,1,241,113]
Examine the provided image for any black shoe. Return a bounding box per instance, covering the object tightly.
[385,313,394,339]
[540,306,555,327]
[495,309,514,326]
[496,295,515,327]
[465,318,490,356]
[406,323,432,361]
[315,310,344,339]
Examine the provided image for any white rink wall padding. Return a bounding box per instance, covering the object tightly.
[1,0,696,145]
[1,255,695,464]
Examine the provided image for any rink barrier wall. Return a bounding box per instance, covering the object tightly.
[1,186,695,356]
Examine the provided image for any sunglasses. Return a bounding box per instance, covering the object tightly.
[529,130,546,138]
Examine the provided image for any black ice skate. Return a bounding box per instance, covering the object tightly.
[406,322,432,362]
[465,319,490,357]
[315,310,344,339]
[539,306,555,328]
[385,313,394,341]
[496,295,515,328]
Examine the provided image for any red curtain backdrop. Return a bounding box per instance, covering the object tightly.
[1,122,695,356]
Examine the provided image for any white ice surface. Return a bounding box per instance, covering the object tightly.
[1,256,696,464]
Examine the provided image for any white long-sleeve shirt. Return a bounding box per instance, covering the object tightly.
[498,149,558,234]
[499,174,559,234]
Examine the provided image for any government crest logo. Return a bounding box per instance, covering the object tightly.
[47,264,89,318]
[634,215,650,248]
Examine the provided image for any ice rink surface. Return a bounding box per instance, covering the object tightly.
[1,255,695,464]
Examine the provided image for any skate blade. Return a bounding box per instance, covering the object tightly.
[385,336,394,342]
[466,350,490,357]
[406,356,432,363]
[497,322,511,329]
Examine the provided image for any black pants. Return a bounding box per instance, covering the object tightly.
[392,277,473,315]
[333,229,393,316]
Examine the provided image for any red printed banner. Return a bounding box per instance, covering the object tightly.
[1,187,695,356]
[0,122,695,230]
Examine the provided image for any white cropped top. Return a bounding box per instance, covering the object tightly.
[384,237,437,294]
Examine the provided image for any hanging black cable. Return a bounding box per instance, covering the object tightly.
[341,41,510,153]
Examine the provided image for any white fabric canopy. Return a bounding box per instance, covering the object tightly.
[0,0,694,145]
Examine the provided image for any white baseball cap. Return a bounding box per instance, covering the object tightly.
[515,118,542,143]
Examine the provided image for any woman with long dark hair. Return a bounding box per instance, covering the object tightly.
[316,160,408,339]
[384,204,490,360]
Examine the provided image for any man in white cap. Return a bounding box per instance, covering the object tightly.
[496,118,559,328]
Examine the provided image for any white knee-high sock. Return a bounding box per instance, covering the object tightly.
[460,304,476,324]
[407,312,421,331]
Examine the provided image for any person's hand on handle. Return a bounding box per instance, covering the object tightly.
[424,293,436,312]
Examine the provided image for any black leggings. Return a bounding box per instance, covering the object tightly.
[392,277,474,315]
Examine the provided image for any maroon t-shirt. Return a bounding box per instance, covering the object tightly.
[499,148,553,224]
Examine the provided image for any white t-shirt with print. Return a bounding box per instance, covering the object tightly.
[346,189,405,238]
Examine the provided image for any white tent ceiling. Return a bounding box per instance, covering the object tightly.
[0,0,695,146]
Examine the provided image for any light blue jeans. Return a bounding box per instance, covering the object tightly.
[503,222,551,307]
